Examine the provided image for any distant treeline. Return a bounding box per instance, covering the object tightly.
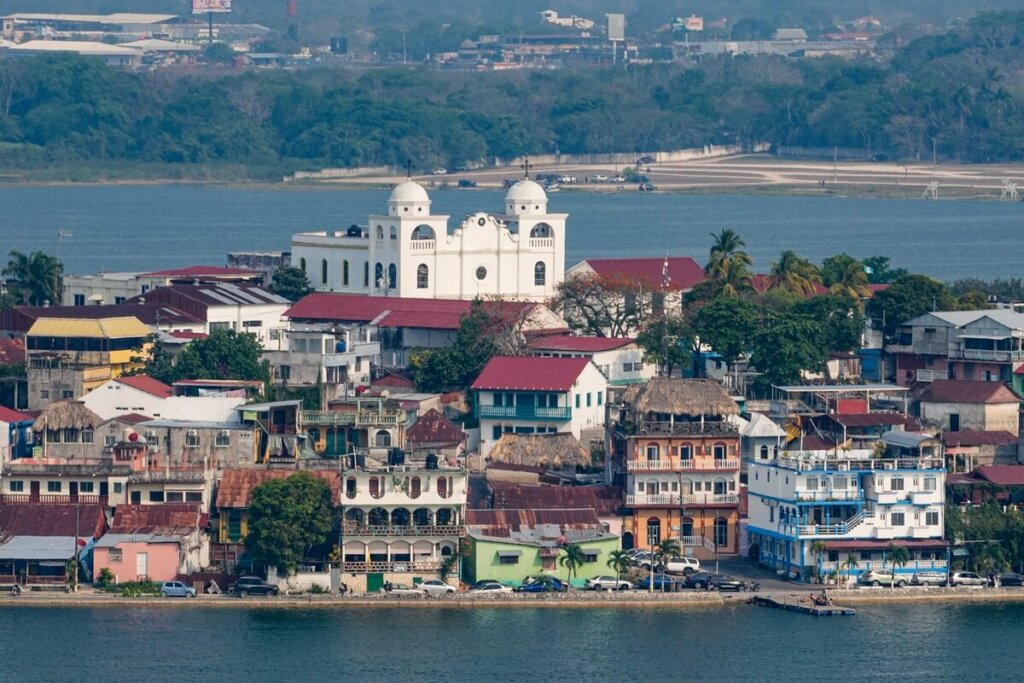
[0,11,1023,177]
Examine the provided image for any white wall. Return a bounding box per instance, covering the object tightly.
[206,303,288,348]
[81,380,245,422]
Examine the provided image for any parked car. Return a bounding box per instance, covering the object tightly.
[949,571,986,587]
[457,179,477,188]
[381,583,423,596]
[683,572,714,589]
[419,579,456,595]
[229,576,279,597]
[856,570,905,587]
[515,576,568,593]
[589,174,608,183]
[660,557,701,576]
[432,167,448,175]
[636,156,656,165]
[632,551,656,568]
[707,574,746,591]
[636,574,681,591]
[911,571,947,587]
[160,580,196,598]
[469,581,514,594]
[585,575,632,591]
[612,175,626,183]
[639,182,657,192]
[997,571,1024,587]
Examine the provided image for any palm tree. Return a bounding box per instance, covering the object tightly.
[607,549,632,583]
[842,554,860,587]
[654,537,682,571]
[810,541,828,584]
[3,250,63,306]
[559,543,586,587]
[827,258,871,300]
[705,229,752,279]
[718,258,754,297]
[769,250,821,297]
[887,544,910,588]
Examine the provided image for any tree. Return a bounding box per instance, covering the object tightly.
[606,549,632,583]
[146,329,270,384]
[245,472,334,574]
[862,256,909,285]
[268,265,312,302]
[204,42,238,64]
[705,229,752,280]
[553,272,651,337]
[887,544,910,588]
[690,296,760,370]
[821,254,870,300]
[842,554,860,587]
[769,250,821,297]
[558,542,586,586]
[867,274,955,336]
[810,540,828,584]
[650,536,682,592]
[3,250,63,306]
[749,312,828,390]
[411,299,501,392]
[793,295,865,354]
[636,314,692,377]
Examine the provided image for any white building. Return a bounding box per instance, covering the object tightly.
[291,179,566,302]
[472,356,608,457]
[263,326,381,393]
[527,333,655,387]
[63,266,263,307]
[747,444,947,583]
[80,375,246,423]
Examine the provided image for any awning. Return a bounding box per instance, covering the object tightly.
[824,539,948,551]
[497,550,523,558]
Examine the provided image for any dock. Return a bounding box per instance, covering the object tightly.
[749,594,856,616]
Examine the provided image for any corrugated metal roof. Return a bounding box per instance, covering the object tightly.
[27,316,150,339]
[942,430,1018,447]
[216,469,341,509]
[0,504,107,539]
[489,482,622,517]
[974,465,1024,486]
[918,380,1022,405]
[95,533,182,548]
[881,430,939,449]
[406,409,465,444]
[109,503,202,535]
[471,356,591,392]
[528,334,635,353]
[0,536,78,561]
[117,375,173,398]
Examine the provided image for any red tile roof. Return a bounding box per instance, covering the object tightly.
[974,465,1024,486]
[797,435,839,451]
[0,406,32,423]
[215,469,341,509]
[406,409,465,445]
[490,482,622,517]
[942,430,1018,448]
[528,334,635,353]
[471,356,592,392]
[0,503,107,540]
[0,338,25,365]
[580,257,705,291]
[139,266,260,278]
[117,374,173,398]
[372,374,415,388]
[918,380,1022,405]
[109,503,203,535]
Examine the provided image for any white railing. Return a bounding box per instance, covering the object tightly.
[794,490,863,502]
[915,369,947,383]
[957,348,1024,362]
[529,238,554,249]
[777,455,945,473]
[626,459,740,472]
[409,239,435,252]
[819,560,947,573]
[626,460,676,471]
[627,493,738,506]
[793,509,868,536]
[680,535,717,552]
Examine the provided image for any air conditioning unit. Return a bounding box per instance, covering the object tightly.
[219,429,230,437]
[838,463,850,471]
[187,429,198,437]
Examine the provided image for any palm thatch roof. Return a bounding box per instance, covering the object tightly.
[627,378,739,416]
[488,433,589,469]
[33,400,103,432]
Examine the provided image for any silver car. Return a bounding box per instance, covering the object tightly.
[160,581,196,598]
[419,579,456,595]
[949,571,986,587]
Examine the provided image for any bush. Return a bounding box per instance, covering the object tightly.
[95,567,115,588]
[118,579,161,597]
[308,584,328,594]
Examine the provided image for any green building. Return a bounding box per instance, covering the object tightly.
[465,508,620,587]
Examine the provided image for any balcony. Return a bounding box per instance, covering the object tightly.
[477,405,572,421]
[528,238,554,249]
[626,458,740,472]
[342,522,465,537]
[300,409,402,427]
[0,493,108,505]
[910,490,940,505]
[409,239,436,252]
[631,421,739,437]
[128,470,209,484]
[794,490,863,503]
[956,348,1024,362]
[915,369,947,383]
[625,493,738,507]
[342,560,441,573]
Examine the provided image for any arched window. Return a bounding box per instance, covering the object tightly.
[646,517,661,547]
[390,225,398,241]
[530,223,552,238]
[436,508,454,525]
[645,444,659,461]
[413,508,431,526]
[411,225,435,240]
[534,261,546,286]
[375,263,384,288]
[299,257,307,273]
[369,477,382,500]
[376,225,384,239]
[375,430,391,447]
[714,517,729,547]
[345,477,357,500]
[417,264,429,289]
[363,262,370,287]
[388,263,397,289]
[760,445,769,460]
[343,260,350,286]
[321,259,328,285]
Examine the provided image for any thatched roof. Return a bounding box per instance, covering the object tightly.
[628,378,739,416]
[33,400,103,432]
[488,433,590,469]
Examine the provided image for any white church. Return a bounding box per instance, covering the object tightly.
[290,178,567,301]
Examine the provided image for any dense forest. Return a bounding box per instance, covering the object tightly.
[1,11,1023,177]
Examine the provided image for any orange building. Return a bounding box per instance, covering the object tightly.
[618,379,741,558]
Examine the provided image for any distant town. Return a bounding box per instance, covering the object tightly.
[2,176,1024,602]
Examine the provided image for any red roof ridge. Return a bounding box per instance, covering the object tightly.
[117,374,173,398]
[471,356,593,392]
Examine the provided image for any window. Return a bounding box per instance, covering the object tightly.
[62,391,74,400]
[498,554,520,565]
[923,477,937,491]
[375,430,392,448]
[210,322,230,331]
[714,518,728,547]
[185,432,200,447]
[890,511,905,526]
[388,263,397,289]
[646,517,661,546]
[759,445,769,460]
[645,444,660,461]
[805,477,818,491]
[390,225,398,241]
[713,443,726,460]
[343,260,350,286]
[104,434,116,447]
[215,432,230,447]
[242,320,262,328]
[363,262,370,287]
[714,480,726,495]
[492,425,502,441]
[186,492,202,503]
[583,551,599,564]
[80,481,94,493]
[299,257,306,272]
[534,261,546,286]
[681,517,693,537]
[108,548,123,563]
[833,476,847,490]
[166,492,183,502]
[81,428,94,444]
[113,483,123,493]
[679,445,692,461]
[73,294,85,306]
[586,393,592,407]
[597,391,603,406]
[9,481,23,492]
[149,491,165,503]
[890,477,905,492]
[925,511,940,526]
[375,263,384,288]
[321,259,328,285]
[417,264,429,289]
[575,394,580,408]
[40,390,49,399]
[114,297,125,304]
[47,481,61,492]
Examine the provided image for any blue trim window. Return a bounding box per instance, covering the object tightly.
[575,394,580,408]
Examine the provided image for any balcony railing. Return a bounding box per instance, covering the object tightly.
[915,369,947,383]
[409,239,436,252]
[625,493,738,507]
[777,455,945,473]
[477,405,572,421]
[626,458,740,472]
[528,238,554,249]
[632,421,739,437]
[342,560,441,573]
[0,493,108,505]
[342,523,465,537]
[794,490,863,502]
[300,410,402,427]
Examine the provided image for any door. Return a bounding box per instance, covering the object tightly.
[949,414,960,431]
[366,572,384,593]
[99,482,108,497]
[29,481,39,502]
[136,552,149,580]
[69,481,79,502]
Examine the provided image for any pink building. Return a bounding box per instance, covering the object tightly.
[93,536,182,582]
[92,504,207,583]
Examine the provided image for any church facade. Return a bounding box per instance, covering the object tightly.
[291,179,566,302]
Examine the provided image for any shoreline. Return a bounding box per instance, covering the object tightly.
[4,587,1023,609]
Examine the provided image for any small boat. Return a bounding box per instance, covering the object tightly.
[748,594,856,616]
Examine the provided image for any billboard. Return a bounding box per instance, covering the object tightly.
[193,0,232,13]
[607,13,625,42]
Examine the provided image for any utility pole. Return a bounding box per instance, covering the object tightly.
[73,504,81,592]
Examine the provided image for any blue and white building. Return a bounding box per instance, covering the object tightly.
[747,437,947,582]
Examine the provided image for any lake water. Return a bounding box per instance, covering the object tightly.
[2,185,1022,280]
[0,602,1017,682]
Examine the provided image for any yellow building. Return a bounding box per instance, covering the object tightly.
[26,316,151,410]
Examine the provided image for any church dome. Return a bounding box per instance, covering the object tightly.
[504,179,547,205]
[389,180,430,204]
